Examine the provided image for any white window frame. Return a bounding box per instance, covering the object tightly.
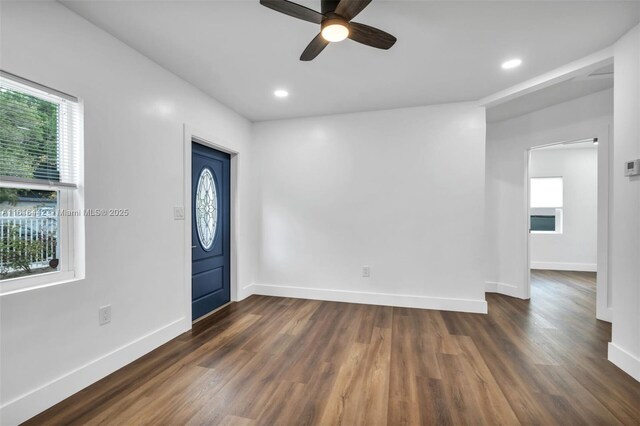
[0,71,84,294]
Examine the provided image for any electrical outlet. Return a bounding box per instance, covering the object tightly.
[362,266,370,278]
[99,305,111,325]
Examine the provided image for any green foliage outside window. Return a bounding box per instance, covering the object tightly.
[0,88,60,202]
[0,225,51,277]
[1,88,60,278]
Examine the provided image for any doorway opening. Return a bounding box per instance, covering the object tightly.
[191,141,231,321]
[526,137,607,321]
[182,126,240,327]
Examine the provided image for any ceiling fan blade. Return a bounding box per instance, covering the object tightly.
[335,0,372,21]
[300,33,330,61]
[260,0,324,24]
[348,22,396,50]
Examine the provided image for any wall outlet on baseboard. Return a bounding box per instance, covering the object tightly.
[362,266,370,278]
[99,305,111,325]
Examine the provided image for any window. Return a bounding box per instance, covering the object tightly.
[530,177,563,233]
[0,71,81,290]
[195,167,218,250]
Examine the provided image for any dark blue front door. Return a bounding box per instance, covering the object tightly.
[191,142,230,320]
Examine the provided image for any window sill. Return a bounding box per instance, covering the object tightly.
[0,270,80,296]
[531,231,563,235]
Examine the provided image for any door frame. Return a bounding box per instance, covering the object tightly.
[182,124,239,328]
[523,133,612,322]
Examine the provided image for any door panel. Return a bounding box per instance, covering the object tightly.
[191,142,230,320]
[192,267,223,300]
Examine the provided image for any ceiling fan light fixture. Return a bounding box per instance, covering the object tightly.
[321,18,350,42]
[259,0,397,60]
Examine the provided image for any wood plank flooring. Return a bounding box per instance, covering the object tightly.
[26,270,640,425]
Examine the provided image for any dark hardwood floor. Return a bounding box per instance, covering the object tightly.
[26,270,640,425]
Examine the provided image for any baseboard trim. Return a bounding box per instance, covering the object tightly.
[485,281,526,299]
[530,261,597,272]
[608,342,640,382]
[596,306,613,323]
[247,283,488,314]
[0,318,188,425]
[238,283,255,301]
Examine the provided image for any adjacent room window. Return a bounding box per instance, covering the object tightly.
[0,71,81,288]
[530,177,563,233]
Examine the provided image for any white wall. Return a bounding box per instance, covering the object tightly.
[0,2,256,424]
[485,88,612,305]
[608,24,640,382]
[250,103,488,313]
[529,147,598,271]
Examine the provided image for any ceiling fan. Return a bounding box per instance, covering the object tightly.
[260,0,397,61]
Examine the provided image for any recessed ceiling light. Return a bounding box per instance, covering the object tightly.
[274,89,289,98]
[502,59,522,70]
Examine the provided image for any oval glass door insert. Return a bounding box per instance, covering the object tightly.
[195,167,218,250]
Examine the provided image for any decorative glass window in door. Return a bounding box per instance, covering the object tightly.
[195,168,217,250]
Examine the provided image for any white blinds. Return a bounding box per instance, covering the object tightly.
[0,71,80,189]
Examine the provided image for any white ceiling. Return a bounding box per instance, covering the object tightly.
[60,0,640,122]
[487,63,614,122]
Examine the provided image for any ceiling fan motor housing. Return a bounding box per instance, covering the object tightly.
[321,0,341,14]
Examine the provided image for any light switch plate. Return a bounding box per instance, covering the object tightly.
[173,206,185,220]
